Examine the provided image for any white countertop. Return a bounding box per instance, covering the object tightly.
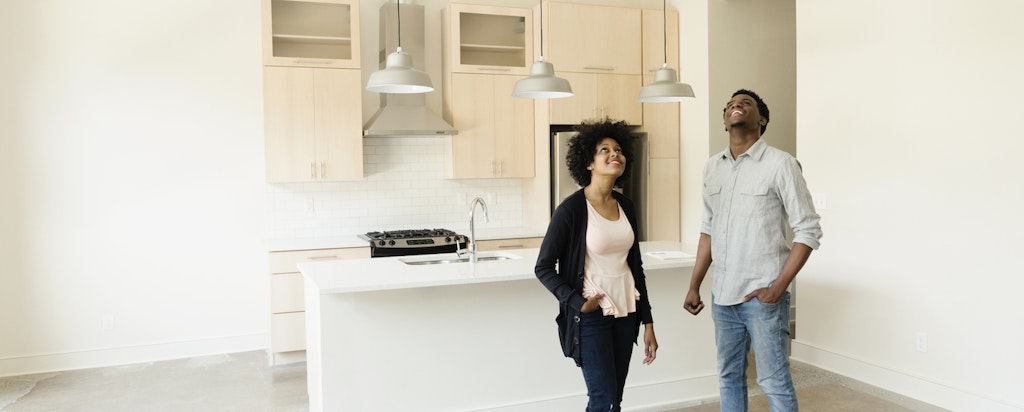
[299,241,696,295]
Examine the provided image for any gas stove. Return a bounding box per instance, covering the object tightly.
[359,229,467,258]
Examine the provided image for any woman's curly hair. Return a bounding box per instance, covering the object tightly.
[566,119,635,187]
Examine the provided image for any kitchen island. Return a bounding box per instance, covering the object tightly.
[299,241,718,411]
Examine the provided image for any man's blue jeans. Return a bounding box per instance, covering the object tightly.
[712,292,797,412]
[579,311,638,412]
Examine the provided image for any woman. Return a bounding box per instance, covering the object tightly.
[535,119,658,411]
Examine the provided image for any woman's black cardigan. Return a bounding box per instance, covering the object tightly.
[534,189,654,366]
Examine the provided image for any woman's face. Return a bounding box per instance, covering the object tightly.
[588,137,626,179]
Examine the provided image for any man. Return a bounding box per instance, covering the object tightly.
[684,89,822,412]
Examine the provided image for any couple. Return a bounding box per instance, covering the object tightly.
[534,90,823,412]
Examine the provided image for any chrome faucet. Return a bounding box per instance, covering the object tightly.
[458,197,489,263]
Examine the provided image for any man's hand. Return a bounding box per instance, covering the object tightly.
[743,286,783,304]
[684,289,705,315]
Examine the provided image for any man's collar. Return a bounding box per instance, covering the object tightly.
[718,138,767,160]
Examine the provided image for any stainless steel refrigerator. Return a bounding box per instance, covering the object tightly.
[551,128,649,241]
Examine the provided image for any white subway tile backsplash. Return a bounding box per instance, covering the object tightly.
[265,137,524,239]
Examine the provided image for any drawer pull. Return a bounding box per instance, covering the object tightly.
[293,59,333,65]
[307,255,339,260]
[498,244,524,249]
[583,66,615,71]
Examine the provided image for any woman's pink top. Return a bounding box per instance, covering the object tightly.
[582,200,640,318]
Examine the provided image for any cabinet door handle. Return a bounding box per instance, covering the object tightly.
[293,59,334,65]
[477,67,511,72]
[310,162,316,179]
[583,66,615,71]
[321,161,326,179]
[498,161,503,176]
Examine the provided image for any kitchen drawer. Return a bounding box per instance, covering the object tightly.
[268,247,369,274]
[270,312,306,352]
[271,273,305,314]
[475,237,542,251]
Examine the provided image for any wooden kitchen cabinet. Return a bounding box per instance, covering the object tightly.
[647,158,680,241]
[443,72,535,179]
[544,2,641,75]
[442,3,532,75]
[263,66,362,182]
[261,0,360,68]
[549,72,643,125]
[268,246,369,364]
[640,7,682,241]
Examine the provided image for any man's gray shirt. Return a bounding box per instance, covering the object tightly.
[701,138,823,306]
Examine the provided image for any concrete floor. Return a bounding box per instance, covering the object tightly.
[0,351,947,411]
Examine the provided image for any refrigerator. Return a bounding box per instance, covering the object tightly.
[551,128,649,241]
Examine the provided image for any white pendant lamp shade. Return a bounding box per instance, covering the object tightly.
[512,58,573,99]
[639,0,694,103]
[366,47,434,94]
[638,64,694,102]
[512,0,572,99]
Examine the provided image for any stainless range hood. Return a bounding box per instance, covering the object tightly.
[363,2,457,137]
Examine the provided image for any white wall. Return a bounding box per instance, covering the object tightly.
[708,0,796,157]
[793,1,1024,410]
[0,0,268,375]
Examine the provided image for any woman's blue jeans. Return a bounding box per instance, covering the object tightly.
[712,292,797,412]
[579,311,638,412]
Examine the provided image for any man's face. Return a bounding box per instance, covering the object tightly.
[722,94,766,133]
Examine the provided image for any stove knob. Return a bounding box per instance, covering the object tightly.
[444,237,451,243]
[388,240,396,246]
[378,240,385,246]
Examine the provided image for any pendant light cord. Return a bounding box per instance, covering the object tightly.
[539,0,545,59]
[662,0,667,66]
[396,0,402,50]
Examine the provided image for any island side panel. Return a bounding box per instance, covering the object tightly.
[309,264,716,411]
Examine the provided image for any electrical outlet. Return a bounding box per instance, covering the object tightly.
[812,192,827,210]
[915,332,928,353]
[102,314,115,331]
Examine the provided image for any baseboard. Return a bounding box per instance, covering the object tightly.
[791,340,1022,412]
[477,374,719,412]
[0,333,267,378]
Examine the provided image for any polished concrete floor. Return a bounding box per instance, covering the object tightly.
[0,351,947,411]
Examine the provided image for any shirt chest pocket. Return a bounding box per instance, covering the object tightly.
[705,185,723,211]
[736,185,778,216]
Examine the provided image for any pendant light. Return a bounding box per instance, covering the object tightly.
[512,0,572,99]
[366,0,433,94]
[638,0,694,102]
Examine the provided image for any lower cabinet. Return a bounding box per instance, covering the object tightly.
[267,246,369,364]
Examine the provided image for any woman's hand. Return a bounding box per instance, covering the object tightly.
[580,293,604,313]
[642,324,658,365]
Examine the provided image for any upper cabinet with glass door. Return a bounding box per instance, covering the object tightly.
[443,4,533,75]
[262,0,360,68]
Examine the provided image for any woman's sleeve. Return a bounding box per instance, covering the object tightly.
[535,206,586,312]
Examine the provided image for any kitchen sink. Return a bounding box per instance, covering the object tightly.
[400,252,520,265]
